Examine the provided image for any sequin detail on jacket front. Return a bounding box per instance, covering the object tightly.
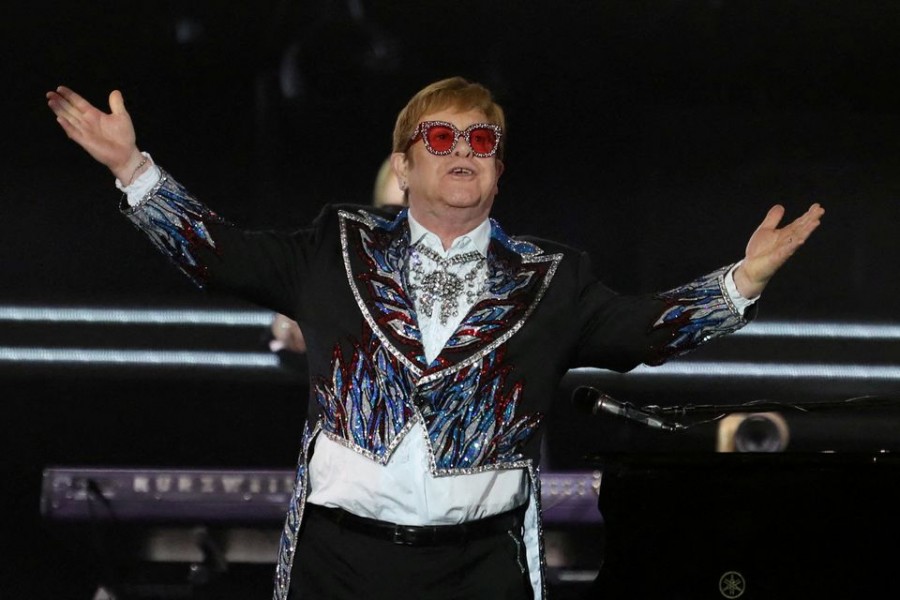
[314,324,418,464]
[317,210,559,470]
[419,346,543,472]
[273,423,314,600]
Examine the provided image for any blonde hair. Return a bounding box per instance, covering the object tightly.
[392,77,506,161]
[372,157,407,207]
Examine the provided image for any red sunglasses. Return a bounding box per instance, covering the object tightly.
[406,121,503,158]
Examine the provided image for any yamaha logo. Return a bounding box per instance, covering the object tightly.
[718,571,746,598]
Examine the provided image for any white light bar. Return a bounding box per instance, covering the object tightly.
[0,306,273,327]
[2,307,896,340]
[575,362,900,380]
[736,321,900,340]
[0,347,280,368]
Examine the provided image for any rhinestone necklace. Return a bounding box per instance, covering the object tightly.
[406,242,486,325]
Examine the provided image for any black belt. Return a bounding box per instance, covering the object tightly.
[306,503,525,546]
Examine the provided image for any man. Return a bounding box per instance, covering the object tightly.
[47,77,823,599]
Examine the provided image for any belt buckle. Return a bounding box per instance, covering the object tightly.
[392,526,415,546]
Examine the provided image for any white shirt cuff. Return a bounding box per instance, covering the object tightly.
[115,152,161,206]
[724,260,758,315]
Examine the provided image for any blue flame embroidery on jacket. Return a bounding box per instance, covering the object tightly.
[343,211,427,367]
[273,422,315,600]
[650,264,747,364]
[439,256,535,352]
[357,228,424,351]
[121,169,225,287]
[314,325,417,463]
[420,347,543,471]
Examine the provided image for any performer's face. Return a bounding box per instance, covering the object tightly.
[393,107,504,226]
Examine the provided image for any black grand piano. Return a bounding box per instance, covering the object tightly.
[590,452,900,599]
[554,351,900,600]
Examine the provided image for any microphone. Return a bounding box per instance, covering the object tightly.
[572,386,685,431]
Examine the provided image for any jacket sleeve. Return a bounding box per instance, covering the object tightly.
[119,167,323,319]
[573,252,752,372]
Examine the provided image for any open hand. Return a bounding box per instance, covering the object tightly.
[46,86,144,182]
[734,203,825,299]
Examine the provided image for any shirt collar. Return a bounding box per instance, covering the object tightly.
[407,212,491,258]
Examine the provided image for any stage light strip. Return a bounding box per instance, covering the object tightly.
[3,347,896,379]
[736,321,900,339]
[1,307,897,340]
[576,362,900,380]
[0,306,273,326]
[0,347,279,368]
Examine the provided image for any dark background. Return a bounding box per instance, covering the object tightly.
[2,1,900,597]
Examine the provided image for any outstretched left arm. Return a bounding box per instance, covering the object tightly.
[733,203,825,299]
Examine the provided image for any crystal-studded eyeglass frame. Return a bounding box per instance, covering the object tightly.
[406,121,503,158]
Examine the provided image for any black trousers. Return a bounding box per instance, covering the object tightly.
[287,506,534,600]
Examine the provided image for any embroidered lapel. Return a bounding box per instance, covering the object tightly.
[339,209,427,376]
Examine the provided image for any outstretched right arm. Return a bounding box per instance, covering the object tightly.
[46,86,150,185]
[46,86,310,320]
